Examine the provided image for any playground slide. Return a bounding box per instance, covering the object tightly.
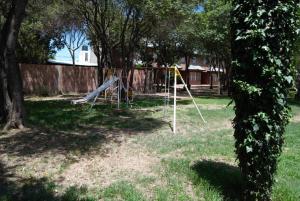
[71,76,119,105]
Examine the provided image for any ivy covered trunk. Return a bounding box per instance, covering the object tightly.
[296,74,300,100]
[231,1,299,201]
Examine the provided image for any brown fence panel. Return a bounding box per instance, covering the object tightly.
[61,66,97,94]
[20,64,59,95]
[20,64,160,96]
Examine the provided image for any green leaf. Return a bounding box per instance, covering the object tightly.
[285,76,293,84]
[252,123,259,132]
[265,134,271,142]
[246,146,253,153]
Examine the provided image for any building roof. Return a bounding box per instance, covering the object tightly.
[188,65,207,71]
[48,59,97,67]
[179,64,224,72]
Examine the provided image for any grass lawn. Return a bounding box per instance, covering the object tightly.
[0,95,299,201]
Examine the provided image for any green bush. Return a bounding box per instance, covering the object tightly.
[231,1,299,200]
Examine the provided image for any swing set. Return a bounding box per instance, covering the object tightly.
[163,65,207,134]
[72,66,206,134]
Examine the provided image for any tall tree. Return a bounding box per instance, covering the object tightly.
[117,0,156,93]
[147,0,200,91]
[196,0,231,93]
[72,0,120,86]
[16,0,65,64]
[0,0,28,129]
[231,1,299,200]
[150,0,199,67]
[175,14,200,90]
[73,0,155,93]
[62,24,86,66]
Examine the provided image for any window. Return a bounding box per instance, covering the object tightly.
[190,72,197,81]
[82,45,88,51]
[85,53,88,62]
[192,58,197,65]
[196,72,201,81]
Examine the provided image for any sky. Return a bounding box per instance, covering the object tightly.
[55,45,82,62]
[195,5,204,12]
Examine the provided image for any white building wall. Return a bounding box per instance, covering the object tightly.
[78,45,98,65]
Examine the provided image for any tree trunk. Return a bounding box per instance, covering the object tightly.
[210,72,213,89]
[94,46,103,86]
[0,0,28,130]
[97,57,103,86]
[184,55,191,90]
[296,74,300,100]
[121,69,129,101]
[143,68,148,93]
[225,60,232,96]
[218,70,222,95]
[0,73,5,123]
[129,66,135,90]
[72,51,75,66]
[155,69,160,92]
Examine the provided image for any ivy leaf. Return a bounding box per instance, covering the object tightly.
[285,76,293,84]
[274,59,282,66]
[262,46,270,52]
[265,134,271,142]
[236,36,245,41]
[246,146,253,153]
[253,124,259,132]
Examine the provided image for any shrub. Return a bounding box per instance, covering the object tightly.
[231,1,299,200]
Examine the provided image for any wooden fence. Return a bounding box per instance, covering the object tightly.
[19,64,158,96]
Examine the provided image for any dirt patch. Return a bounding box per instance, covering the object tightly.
[25,95,78,101]
[176,104,226,110]
[57,142,160,188]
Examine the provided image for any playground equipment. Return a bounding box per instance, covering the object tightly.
[71,70,132,109]
[164,66,207,134]
[72,66,205,134]
[71,76,120,106]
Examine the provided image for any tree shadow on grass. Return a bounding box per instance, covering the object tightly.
[288,99,300,107]
[25,100,165,131]
[0,161,95,201]
[0,100,165,157]
[0,128,110,157]
[191,160,244,201]
[0,161,15,200]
